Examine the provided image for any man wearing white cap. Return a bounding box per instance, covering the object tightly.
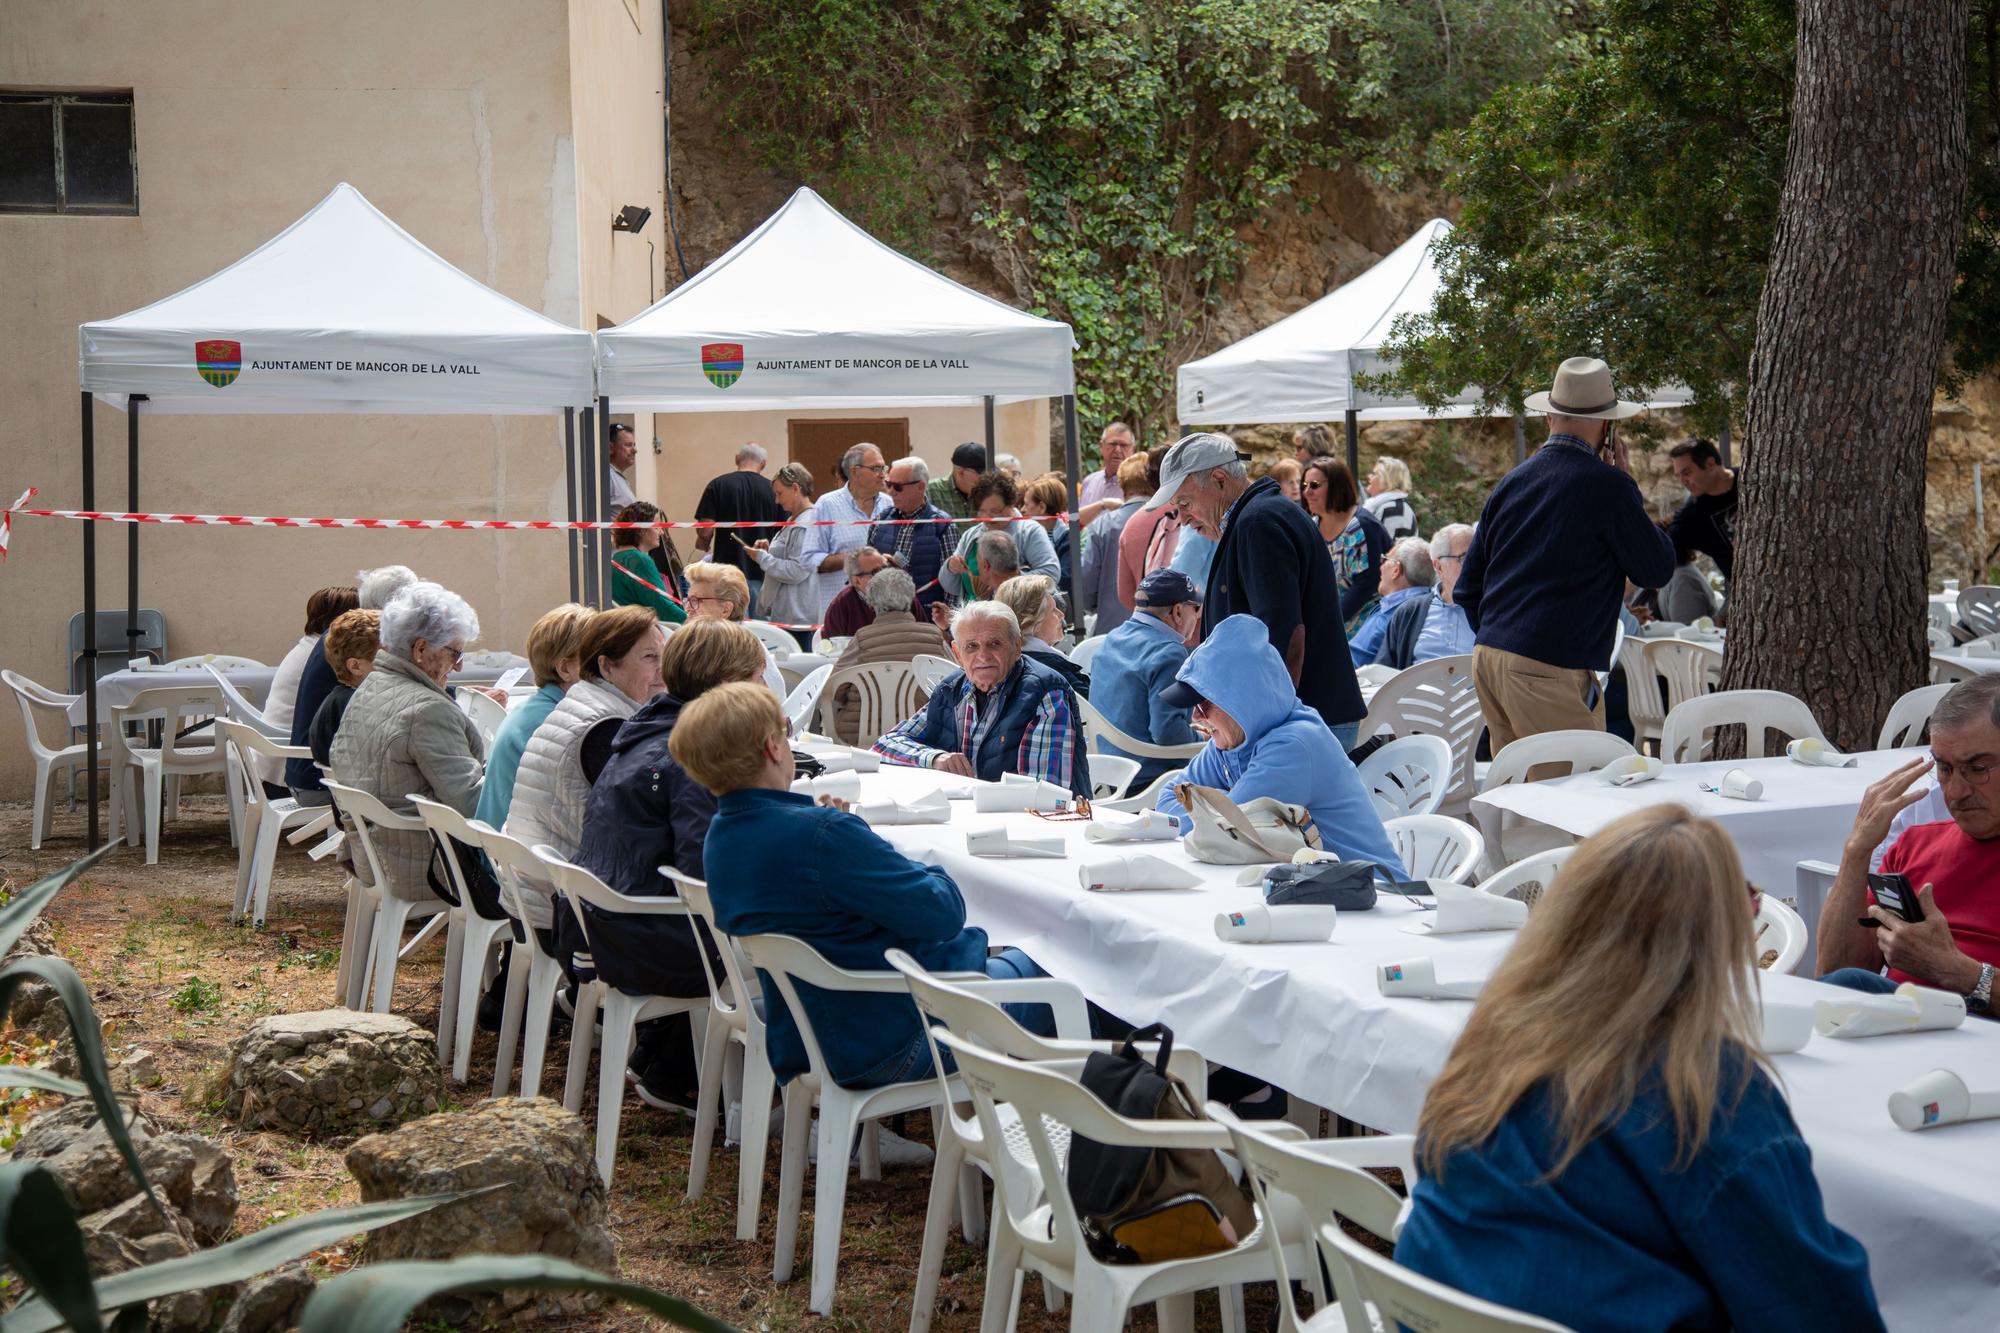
[1454,357,1675,749]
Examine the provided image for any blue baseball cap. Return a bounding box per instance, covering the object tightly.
[1136,569,1202,610]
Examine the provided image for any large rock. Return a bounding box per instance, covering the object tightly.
[218,1263,315,1333]
[12,1101,237,1243]
[222,1010,443,1139]
[346,1098,614,1323]
[76,1194,216,1333]
[4,918,81,1075]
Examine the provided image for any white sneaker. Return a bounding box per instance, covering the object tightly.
[806,1122,934,1169]
[724,1099,784,1147]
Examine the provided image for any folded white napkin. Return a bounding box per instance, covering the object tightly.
[1404,881,1530,935]
[1691,616,1717,633]
[1083,810,1182,843]
[812,748,882,775]
[1787,738,1856,769]
[972,775,1072,813]
[1814,982,1967,1039]
[1888,1069,2000,1131]
[1214,902,1341,943]
[1697,768,1764,801]
[791,772,862,803]
[855,788,951,826]
[1376,956,1484,1000]
[1599,755,1663,787]
[966,826,1068,858]
[1079,854,1202,892]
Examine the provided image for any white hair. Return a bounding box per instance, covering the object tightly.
[1429,523,1475,562]
[378,581,480,656]
[952,600,1021,642]
[356,564,418,611]
[995,453,1022,476]
[891,455,931,485]
[864,567,917,614]
[1388,536,1436,586]
[735,442,768,467]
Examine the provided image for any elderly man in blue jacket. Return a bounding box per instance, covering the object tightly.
[1155,614,1406,873]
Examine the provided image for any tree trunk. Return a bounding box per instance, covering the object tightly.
[1726,1,1970,751]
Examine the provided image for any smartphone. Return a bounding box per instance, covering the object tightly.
[1867,871,1925,923]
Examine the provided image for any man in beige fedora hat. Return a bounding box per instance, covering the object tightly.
[1453,357,1675,751]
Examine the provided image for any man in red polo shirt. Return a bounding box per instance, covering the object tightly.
[1816,676,2000,1016]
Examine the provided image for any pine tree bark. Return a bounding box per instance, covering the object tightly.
[1726,1,1969,749]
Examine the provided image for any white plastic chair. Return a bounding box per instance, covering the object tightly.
[321,780,450,1014]
[1479,846,1574,909]
[200,664,287,739]
[934,1025,1311,1333]
[1383,814,1484,884]
[742,619,803,659]
[1066,635,1107,672]
[469,819,573,1100]
[3,669,97,850]
[1616,635,1666,754]
[1097,768,1180,814]
[662,869,779,1237]
[1877,683,1952,750]
[1357,655,1484,811]
[1927,624,1953,651]
[815,661,927,748]
[736,933,972,1317]
[108,683,235,864]
[1212,1107,1417,1333]
[911,653,960,694]
[1644,638,1723,716]
[1473,730,1636,867]
[783,663,834,735]
[533,846,710,1186]
[1955,585,2000,637]
[457,688,508,751]
[1354,734,1453,819]
[157,653,266,671]
[1077,694,1205,764]
[1089,753,1142,800]
[1932,652,1982,685]
[212,720,318,927]
[1754,892,1808,975]
[410,797,518,1082]
[1321,1220,1573,1332]
[1659,689,1827,764]
[888,950,1183,1333]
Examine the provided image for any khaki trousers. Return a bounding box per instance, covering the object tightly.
[1472,644,1604,755]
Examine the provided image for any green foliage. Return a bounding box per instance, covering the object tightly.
[170,975,221,1014]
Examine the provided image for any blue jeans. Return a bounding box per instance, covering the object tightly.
[846,947,1055,1089]
[1332,721,1360,750]
[1818,967,1899,994]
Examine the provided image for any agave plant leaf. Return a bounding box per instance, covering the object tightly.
[0,955,153,1211]
[0,1065,92,1098]
[0,842,118,959]
[4,1187,502,1333]
[297,1254,741,1333]
[0,1160,104,1333]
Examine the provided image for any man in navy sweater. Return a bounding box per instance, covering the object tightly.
[1455,358,1675,751]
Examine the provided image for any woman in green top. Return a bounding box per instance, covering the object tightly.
[611,501,688,623]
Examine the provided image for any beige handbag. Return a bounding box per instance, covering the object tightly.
[1173,783,1321,864]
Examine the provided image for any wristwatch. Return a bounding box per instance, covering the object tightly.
[1970,962,1996,1015]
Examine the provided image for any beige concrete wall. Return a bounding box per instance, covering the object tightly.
[0,1,652,801]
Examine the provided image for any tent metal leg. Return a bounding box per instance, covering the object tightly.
[1062,395,1081,607]
[1344,409,1359,480]
[579,405,598,605]
[564,408,580,603]
[81,391,101,850]
[598,395,616,603]
[128,396,142,673]
[1513,410,1527,466]
[983,395,996,471]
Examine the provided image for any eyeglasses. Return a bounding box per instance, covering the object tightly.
[1936,756,2000,785]
[1435,552,1467,564]
[887,478,923,490]
[1302,480,1326,491]
[851,461,887,474]
[685,593,735,611]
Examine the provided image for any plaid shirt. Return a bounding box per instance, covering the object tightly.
[874,664,1078,790]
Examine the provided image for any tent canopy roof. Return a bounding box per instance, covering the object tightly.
[80,182,595,413]
[598,186,1075,412]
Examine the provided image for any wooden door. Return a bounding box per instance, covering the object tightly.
[787,418,911,496]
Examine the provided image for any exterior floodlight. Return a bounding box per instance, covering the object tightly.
[613,205,652,234]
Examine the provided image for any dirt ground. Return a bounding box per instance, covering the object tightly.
[0,794,1272,1332]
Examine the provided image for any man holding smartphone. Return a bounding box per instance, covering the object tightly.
[1816,676,2000,1014]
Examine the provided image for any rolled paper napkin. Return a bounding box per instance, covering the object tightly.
[1404,881,1530,935]
[972,775,1072,813]
[854,788,952,826]
[1079,854,1202,892]
[1966,638,2000,659]
[1698,768,1764,801]
[1759,999,1817,1054]
[811,748,882,775]
[1691,616,1716,633]
[1376,956,1484,1000]
[1083,809,1183,844]
[1786,738,1857,769]
[1887,1069,2000,1131]
[1599,755,1664,787]
[791,771,862,803]
[966,826,1068,859]
[1814,982,1967,1039]
[1214,903,1341,944]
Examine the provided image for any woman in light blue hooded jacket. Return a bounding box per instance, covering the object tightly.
[1155,613,1406,874]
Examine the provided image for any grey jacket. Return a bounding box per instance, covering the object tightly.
[329,650,485,902]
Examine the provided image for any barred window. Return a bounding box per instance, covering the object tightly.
[0,92,138,214]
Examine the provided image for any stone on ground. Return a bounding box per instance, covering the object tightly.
[12,1099,238,1243]
[346,1097,614,1323]
[222,1009,443,1139]
[218,1262,316,1333]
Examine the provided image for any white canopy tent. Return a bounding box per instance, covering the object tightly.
[72,183,602,846]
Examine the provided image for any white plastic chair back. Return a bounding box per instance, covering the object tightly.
[3,669,80,766]
[1354,734,1452,818]
[1659,689,1827,764]
[1927,623,1952,651]
[1617,636,1666,747]
[1955,584,2000,637]
[458,688,509,750]
[1088,753,1142,800]
[1481,730,1635,789]
[1358,654,1483,807]
[662,869,757,1040]
[535,844,692,935]
[409,795,485,893]
[1479,846,1574,909]
[742,619,802,658]
[783,664,834,734]
[1383,813,1484,884]
[213,719,293,819]
[467,817,559,931]
[1320,1222,1574,1332]
[735,933,916,1095]
[815,661,926,747]
[160,654,265,671]
[1066,635,1107,672]
[322,780,415,903]
[1877,683,1952,750]
[910,653,959,694]
[1602,618,1625,690]
[1644,638,1722,715]
[1753,893,1808,974]
[116,685,225,768]
[1932,652,1981,685]
[1077,694,1204,762]
[202,664,286,738]
[1096,768,1178,813]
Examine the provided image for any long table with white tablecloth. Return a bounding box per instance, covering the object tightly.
[834,763,2000,1330]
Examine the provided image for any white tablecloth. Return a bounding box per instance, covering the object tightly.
[1470,749,1921,894]
[845,765,1998,1330]
[72,658,530,725]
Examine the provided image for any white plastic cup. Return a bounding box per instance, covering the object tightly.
[1887,1069,1987,1131]
[1213,903,1340,944]
[1717,769,1763,801]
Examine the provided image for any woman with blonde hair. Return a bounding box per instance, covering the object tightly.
[686,559,787,696]
[1396,804,1883,1331]
[994,573,1088,697]
[1291,423,1334,465]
